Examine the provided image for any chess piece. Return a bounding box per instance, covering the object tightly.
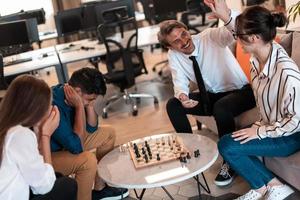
[144,154,149,163]
[156,153,160,161]
[194,149,200,158]
[187,152,191,159]
[142,148,146,155]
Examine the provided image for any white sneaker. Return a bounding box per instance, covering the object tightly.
[265,185,294,200]
[234,190,263,200]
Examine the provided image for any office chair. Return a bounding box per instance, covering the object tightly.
[0,54,7,100]
[181,0,212,34]
[97,17,158,118]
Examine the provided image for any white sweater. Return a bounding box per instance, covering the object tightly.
[0,125,56,200]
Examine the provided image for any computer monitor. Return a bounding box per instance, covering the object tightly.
[81,4,99,31]
[55,7,83,37]
[0,8,46,25]
[152,0,187,16]
[0,20,29,47]
[25,18,39,43]
[95,0,135,25]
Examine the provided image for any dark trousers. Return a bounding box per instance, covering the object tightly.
[29,175,77,200]
[166,84,256,138]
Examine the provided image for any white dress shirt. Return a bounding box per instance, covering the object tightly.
[0,125,56,200]
[168,11,248,98]
[250,42,300,139]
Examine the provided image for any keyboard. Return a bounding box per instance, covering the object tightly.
[4,57,33,67]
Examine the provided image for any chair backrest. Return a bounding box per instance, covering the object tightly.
[97,17,146,89]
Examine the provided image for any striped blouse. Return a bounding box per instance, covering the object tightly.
[250,42,300,139]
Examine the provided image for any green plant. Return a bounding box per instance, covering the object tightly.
[287,1,300,23]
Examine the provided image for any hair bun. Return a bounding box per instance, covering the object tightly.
[271,12,287,27]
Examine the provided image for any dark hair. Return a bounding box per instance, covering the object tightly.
[157,20,188,48]
[0,75,51,167]
[236,6,286,43]
[68,67,106,95]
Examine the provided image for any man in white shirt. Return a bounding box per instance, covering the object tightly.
[157,10,256,186]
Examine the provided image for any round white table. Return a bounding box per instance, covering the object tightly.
[98,133,218,199]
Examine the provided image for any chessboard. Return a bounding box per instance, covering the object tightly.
[127,134,190,169]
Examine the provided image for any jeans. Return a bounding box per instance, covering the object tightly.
[218,132,300,189]
[166,84,256,137]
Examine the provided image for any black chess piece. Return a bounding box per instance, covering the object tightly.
[144,154,149,163]
[156,153,160,161]
[187,152,191,159]
[142,148,146,155]
[194,149,200,158]
[183,156,187,163]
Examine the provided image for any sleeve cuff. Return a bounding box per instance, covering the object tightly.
[257,126,267,139]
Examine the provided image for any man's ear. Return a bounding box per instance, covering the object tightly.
[74,87,82,96]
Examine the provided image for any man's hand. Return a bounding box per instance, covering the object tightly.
[232,127,259,144]
[64,84,83,108]
[41,106,60,137]
[204,0,231,23]
[178,93,199,108]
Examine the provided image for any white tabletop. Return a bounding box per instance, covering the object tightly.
[3,47,59,77]
[98,133,218,189]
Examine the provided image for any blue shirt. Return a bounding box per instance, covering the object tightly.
[50,84,98,154]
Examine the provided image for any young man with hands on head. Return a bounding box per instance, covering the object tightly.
[50,68,129,200]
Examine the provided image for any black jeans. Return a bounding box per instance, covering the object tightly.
[29,174,77,200]
[166,84,256,138]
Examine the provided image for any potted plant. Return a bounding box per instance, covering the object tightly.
[287,1,300,23]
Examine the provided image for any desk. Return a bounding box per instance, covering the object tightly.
[3,47,65,84]
[98,133,218,199]
[56,25,160,82]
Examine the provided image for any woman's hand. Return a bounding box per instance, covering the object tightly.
[232,127,259,144]
[41,105,60,137]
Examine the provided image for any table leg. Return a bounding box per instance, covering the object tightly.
[133,188,146,200]
[161,186,175,200]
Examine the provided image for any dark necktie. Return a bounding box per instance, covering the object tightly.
[189,56,210,114]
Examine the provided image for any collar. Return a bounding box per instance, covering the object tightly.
[188,35,200,57]
[250,42,278,79]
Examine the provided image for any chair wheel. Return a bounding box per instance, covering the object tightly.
[158,70,163,76]
[154,97,159,104]
[132,110,138,116]
[152,67,156,72]
[102,112,108,119]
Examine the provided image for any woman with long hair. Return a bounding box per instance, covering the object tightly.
[205,0,300,199]
[0,75,77,200]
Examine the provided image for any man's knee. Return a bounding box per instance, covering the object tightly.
[77,151,97,172]
[212,99,229,117]
[166,97,181,113]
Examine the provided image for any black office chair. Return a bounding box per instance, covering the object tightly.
[97,17,158,118]
[181,0,213,34]
[0,54,8,100]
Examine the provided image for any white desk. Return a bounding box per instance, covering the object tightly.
[3,47,65,84]
[98,133,218,199]
[56,25,160,82]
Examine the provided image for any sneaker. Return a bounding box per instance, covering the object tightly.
[214,162,235,186]
[265,185,294,200]
[92,186,129,200]
[234,190,263,200]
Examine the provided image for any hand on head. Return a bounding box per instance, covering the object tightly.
[64,84,83,108]
[40,105,60,137]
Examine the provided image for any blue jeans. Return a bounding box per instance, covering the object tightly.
[218,132,300,189]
